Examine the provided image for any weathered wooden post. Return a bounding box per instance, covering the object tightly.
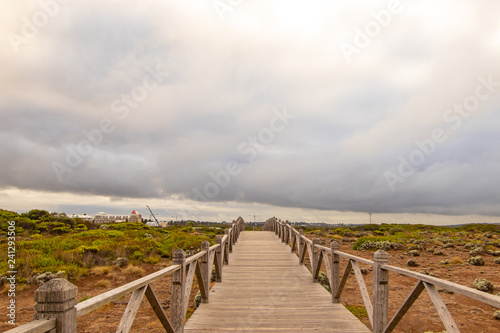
[200,241,210,303]
[299,229,305,264]
[312,238,320,282]
[331,241,340,303]
[171,249,186,333]
[290,226,296,252]
[215,236,223,282]
[224,229,230,264]
[226,228,233,254]
[34,279,77,333]
[373,250,389,333]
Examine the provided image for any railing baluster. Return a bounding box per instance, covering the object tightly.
[331,241,341,303]
[373,250,389,333]
[171,249,187,333]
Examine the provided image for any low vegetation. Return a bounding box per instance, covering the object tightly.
[0,209,227,284]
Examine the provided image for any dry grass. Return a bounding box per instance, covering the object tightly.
[90,266,113,276]
[123,265,146,277]
[95,279,112,289]
[451,257,464,264]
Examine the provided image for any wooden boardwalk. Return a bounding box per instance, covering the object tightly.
[184,231,370,332]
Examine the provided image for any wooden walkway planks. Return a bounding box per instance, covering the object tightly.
[184,231,370,332]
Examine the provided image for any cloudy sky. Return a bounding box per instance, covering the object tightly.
[1,0,499,225]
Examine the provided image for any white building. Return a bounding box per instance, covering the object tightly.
[93,210,143,224]
[69,214,93,222]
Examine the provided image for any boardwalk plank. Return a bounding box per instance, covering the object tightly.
[185,231,370,333]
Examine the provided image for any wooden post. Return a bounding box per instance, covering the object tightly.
[200,241,210,303]
[226,229,232,254]
[34,279,77,333]
[373,250,389,333]
[215,236,222,282]
[331,241,340,303]
[290,228,296,252]
[299,230,305,264]
[312,238,320,282]
[224,229,230,264]
[171,249,186,333]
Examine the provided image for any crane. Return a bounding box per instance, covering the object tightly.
[146,205,161,227]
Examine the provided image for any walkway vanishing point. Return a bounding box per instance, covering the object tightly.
[184,231,370,332]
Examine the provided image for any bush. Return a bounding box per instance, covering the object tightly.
[407,259,419,267]
[468,256,485,266]
[194,291,202,308]
[318,272,330,292]
[473,278,494,292]
[389,227,404,235]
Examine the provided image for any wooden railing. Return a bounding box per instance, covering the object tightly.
[6,218,245,333]
[266,217,500,333]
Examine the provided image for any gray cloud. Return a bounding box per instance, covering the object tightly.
[1,0,500,217]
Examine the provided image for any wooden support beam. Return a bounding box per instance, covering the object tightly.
[352,260,373,327]
[116,286,147,333]
[384,281,425,333]
[424,282,460,333]
[145,285,175,333]
[334,259,352,300]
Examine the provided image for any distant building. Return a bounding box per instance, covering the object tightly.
[92,210,143,224]
[93,212,129,224]
[129,210,142,223]
[69,213,93,222]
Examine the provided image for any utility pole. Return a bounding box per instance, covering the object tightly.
[369,212,372,225]
[249,214,260,231]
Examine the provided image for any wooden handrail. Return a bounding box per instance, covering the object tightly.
[76,264,180,317]
[268,217,500,333]
[6,221,243,333]
[4,319,57,333]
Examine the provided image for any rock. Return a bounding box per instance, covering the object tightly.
[495,257,500,264]
[494,310,500,320]
[433,251,445,256]
[143,233,153,239]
